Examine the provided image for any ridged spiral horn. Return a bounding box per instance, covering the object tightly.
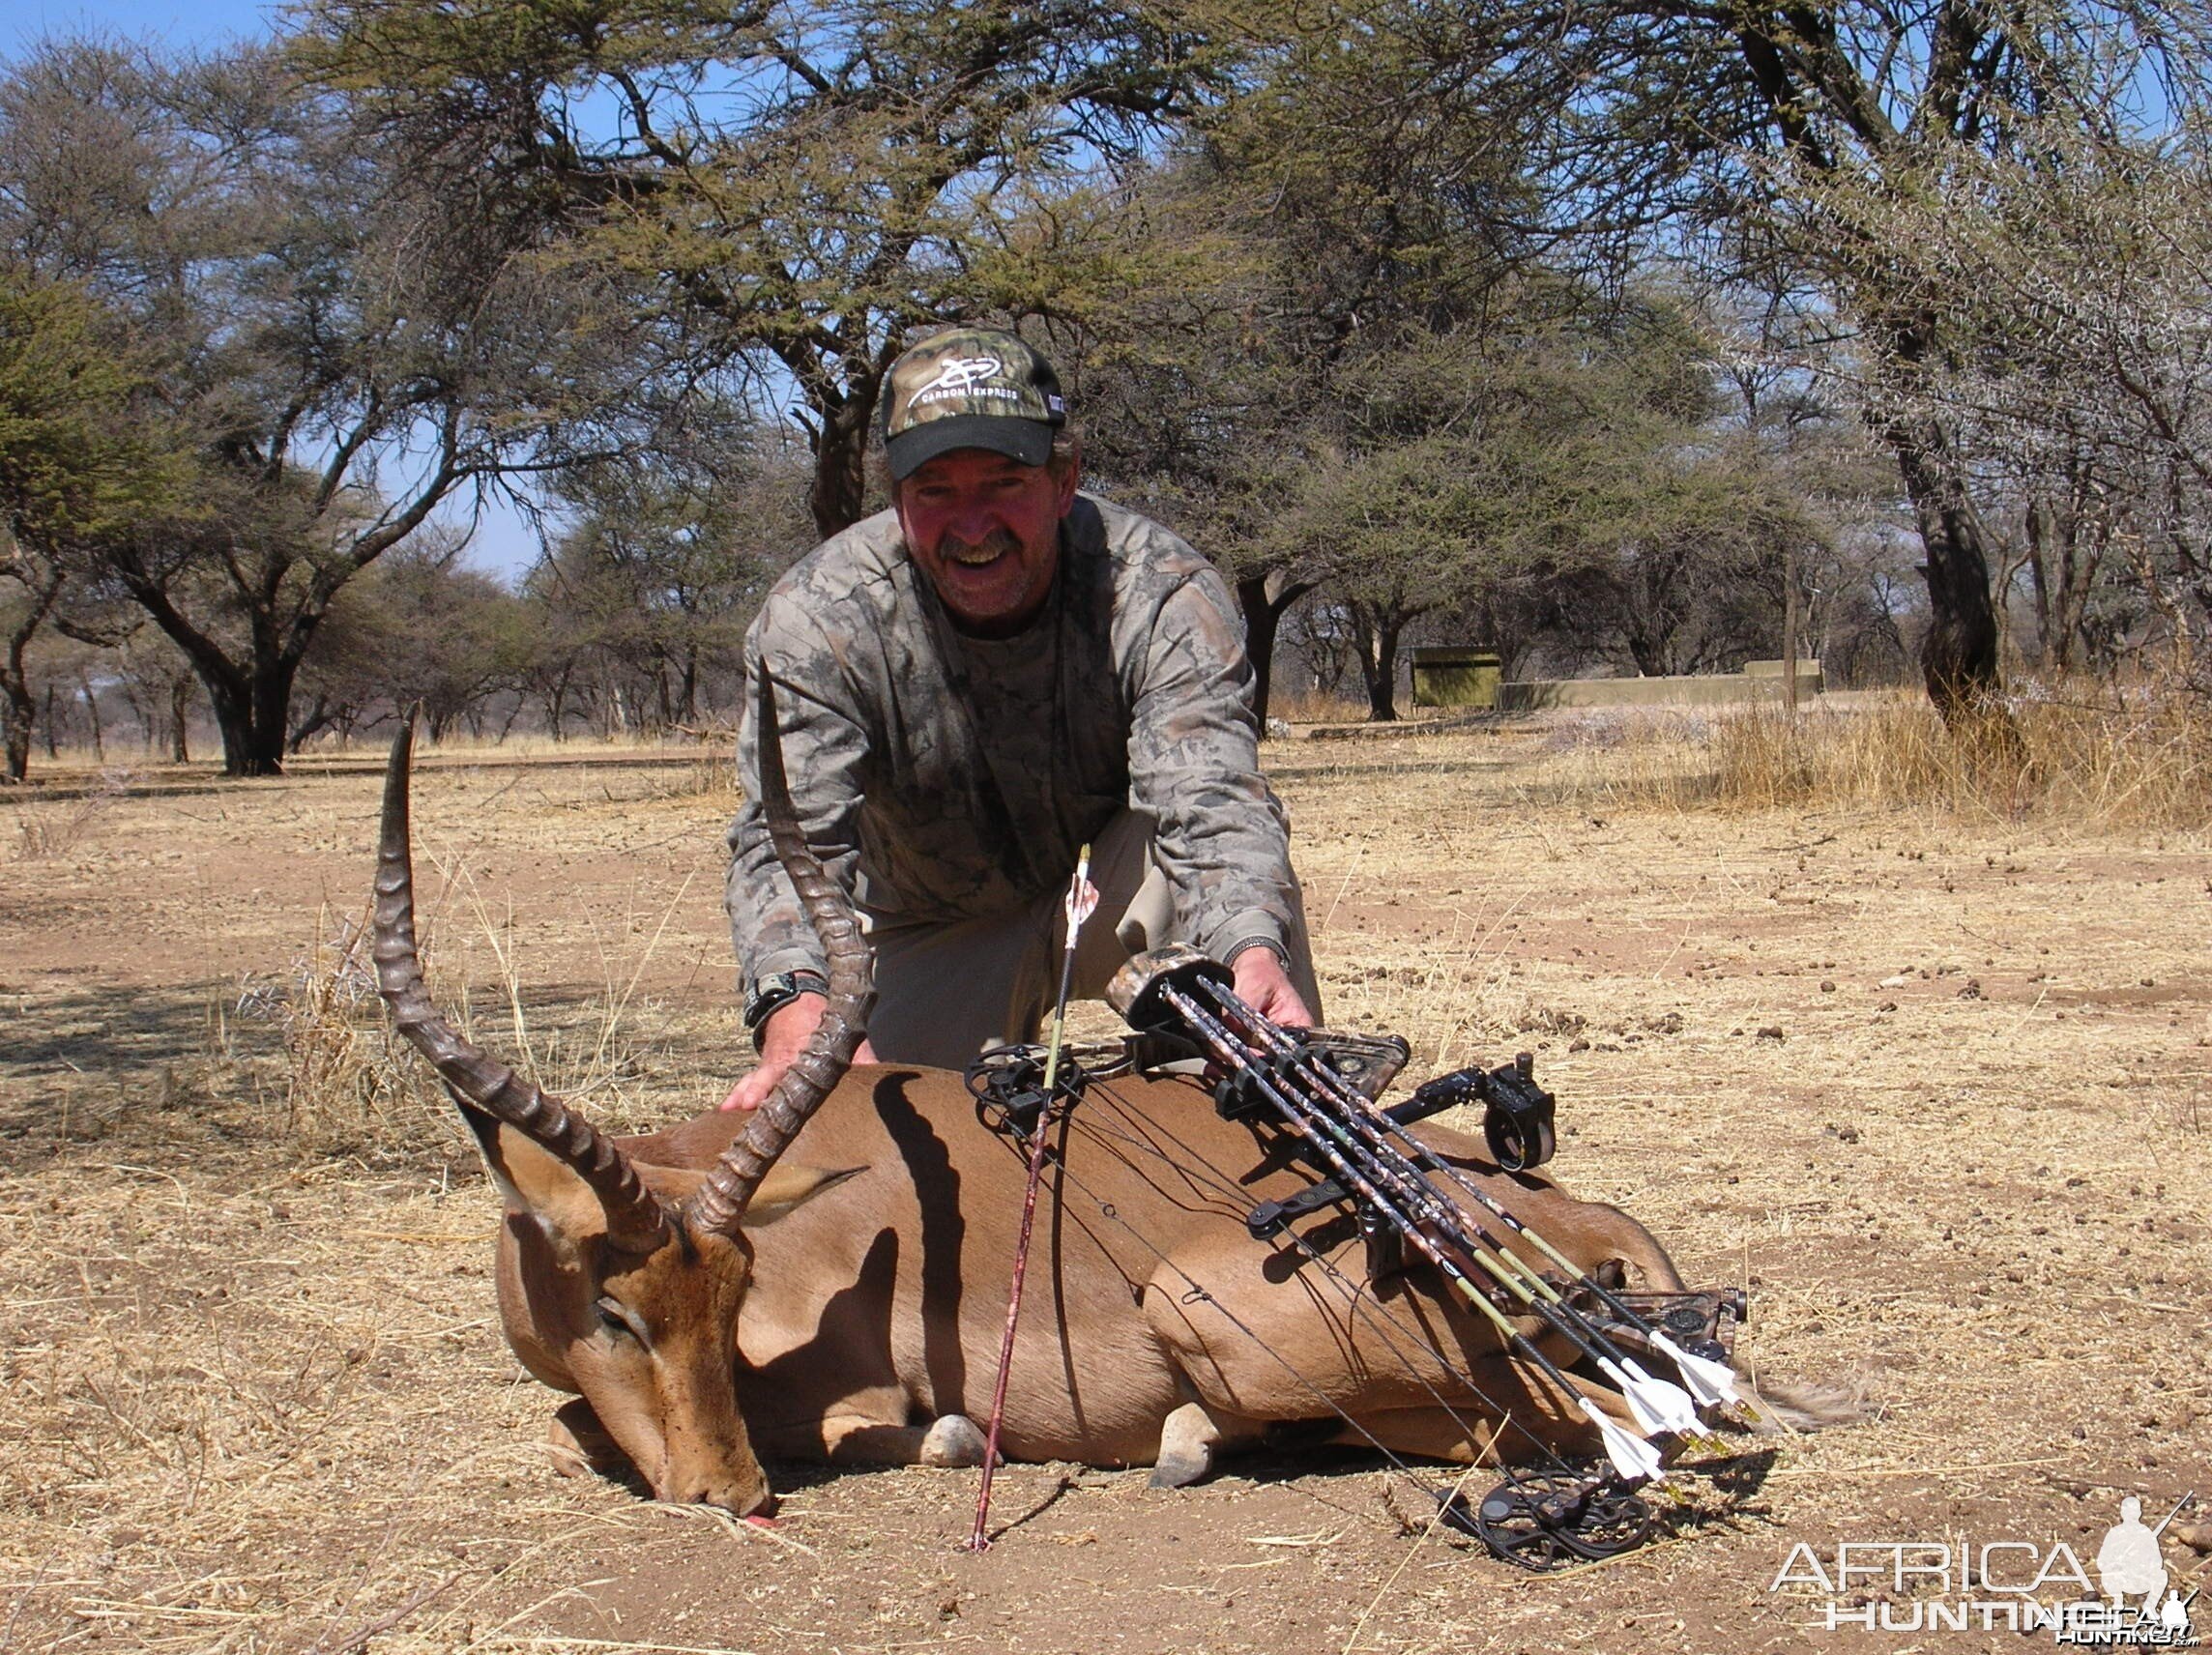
[684,670,876,1235]
[372,716,670,1254]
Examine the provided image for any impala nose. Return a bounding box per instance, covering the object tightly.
[657,1438,775,1516]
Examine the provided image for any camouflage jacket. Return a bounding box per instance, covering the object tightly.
[725,494,1298,986]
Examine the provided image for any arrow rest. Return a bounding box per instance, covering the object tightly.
[967,1044,1089,1142]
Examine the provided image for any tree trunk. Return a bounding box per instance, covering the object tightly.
[1350,604,1404,722]
[170,680,189,762]
[677,645,700,727]
[1236,571,1316,729]
[78,672,104,760]
[1782,538,1801,714]
[3,561,65,783]
[808,393,877,537]
[200,657,296,776]
[288,692,335,752]
[2,676,31,783]
[1872,303,2012,724]
[1889,420,2004,720]
[44,682,60,760]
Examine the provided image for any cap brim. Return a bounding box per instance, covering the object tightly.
[886,416,1056,481]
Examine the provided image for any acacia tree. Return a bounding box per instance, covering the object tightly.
[1306,0,2212,722]
[304,0,1236,539]
[1271,316,1819,714]
[1065,8,1551,722]
[291,540,532,744]
[0,271,183,781]
[1801,116,2212,686]
[538,438,811,731]
[0,42,665,774]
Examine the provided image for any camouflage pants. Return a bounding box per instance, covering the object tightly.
[860,809,1323,1068]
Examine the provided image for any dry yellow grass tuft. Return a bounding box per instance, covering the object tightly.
[1520,687,2212,828]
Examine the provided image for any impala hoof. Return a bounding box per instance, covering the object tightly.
[920,1413,987,1467]
[1148,1453,1208,1490]
[1149,1401,1222,1489]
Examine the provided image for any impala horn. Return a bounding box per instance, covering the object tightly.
[372,715,671,1254]
[684,669,876,1234]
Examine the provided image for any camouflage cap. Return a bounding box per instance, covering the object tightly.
[879,327,1067,480]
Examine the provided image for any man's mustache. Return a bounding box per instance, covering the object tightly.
[938,528,1024,564]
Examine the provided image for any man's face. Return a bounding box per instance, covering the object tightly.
[892,447,1079,637]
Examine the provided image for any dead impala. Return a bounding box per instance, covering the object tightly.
[371,690,1749,1521]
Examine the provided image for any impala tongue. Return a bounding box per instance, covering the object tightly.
[744,1513,780,1529]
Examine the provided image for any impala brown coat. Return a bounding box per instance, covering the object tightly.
[377,681,1690,1519]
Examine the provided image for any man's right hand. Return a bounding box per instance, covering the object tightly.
[720,994,879,1111]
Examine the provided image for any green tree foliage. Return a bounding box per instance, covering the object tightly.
[1263,317,1820,715]
[1346,0,2212,718]
[301,0,1237,539]
[293,540,534,744]
[0,41,667,774]
[0,270,184,780]
[1791,115,2212,685]
[526,440,811,736]
[1068,6,1541,718]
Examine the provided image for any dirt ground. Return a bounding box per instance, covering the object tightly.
[2,715,2207,1655]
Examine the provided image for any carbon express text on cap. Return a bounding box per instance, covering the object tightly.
[881,328,1067,480]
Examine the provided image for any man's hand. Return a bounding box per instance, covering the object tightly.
[1231,944,1314,1030]
[720,994,879,1111]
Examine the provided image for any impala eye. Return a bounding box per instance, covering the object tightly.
[596,1297,645,1343]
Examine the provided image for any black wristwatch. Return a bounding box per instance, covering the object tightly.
[742,970,829,1045]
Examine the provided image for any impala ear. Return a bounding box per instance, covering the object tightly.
[740,1162,865,1226]
[462,1106,624,1240]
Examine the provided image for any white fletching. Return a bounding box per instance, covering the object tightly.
[1596,1358,1674,1437]
[1580,1398,1667,1484]
[1063,866,1098,934]
[1652,1332,1742,1408]
[1618,1358,1703,1435]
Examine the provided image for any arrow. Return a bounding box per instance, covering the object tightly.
[1209,985,1742,1415]
[1191,979,1709,1441]
[1162,984,1666,1483]
[968,845,1094,1553]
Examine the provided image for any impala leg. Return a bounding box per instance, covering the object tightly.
[548,1397,635,1481]
[919,1413,987,1466]
[770,1407,986,1467]
[1141,1407,1265,1495]
[1325,1406,1512,1466]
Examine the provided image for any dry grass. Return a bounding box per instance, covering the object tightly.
[1518,686,2212,829]
[3,703,2209,1653]
[1269,687,1374,726]
[233,902,459,1153]
[6,768,136,862]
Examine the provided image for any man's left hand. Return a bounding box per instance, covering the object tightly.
[1230,944,1314,1029]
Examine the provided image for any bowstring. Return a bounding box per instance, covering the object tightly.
[1006,1065,1597,1489]
[1070,1077,1591,1471]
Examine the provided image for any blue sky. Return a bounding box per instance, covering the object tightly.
[10,0,552,583]
[13,0,279,51]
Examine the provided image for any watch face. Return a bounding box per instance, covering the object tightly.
[744,976,794,1028]
[745,972,824,1030]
